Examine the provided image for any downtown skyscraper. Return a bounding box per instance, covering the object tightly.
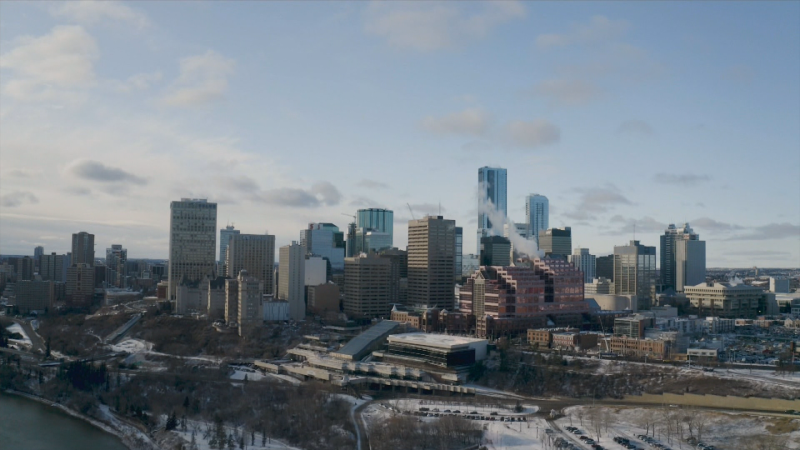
[525,194,549,248]
[477,166,507,253]
[660,223,706,292]
[168,198,217,300]
[408,216,456,309]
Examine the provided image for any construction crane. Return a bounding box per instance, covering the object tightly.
[341,212,355,221]
[406,203,416,220]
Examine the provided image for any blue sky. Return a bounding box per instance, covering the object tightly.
[1,1,798,267]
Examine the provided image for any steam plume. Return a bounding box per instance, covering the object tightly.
[477,184,543,261]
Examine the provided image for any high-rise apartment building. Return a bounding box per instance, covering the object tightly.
[344,254,392,318]
[480,236,511,267]
[40,253,69,283]
[168,199,217,300]
[300,223,345,271]
[525,194,549,247]
[596,255,614,280]
[660,223,706,292]
[569,248,596,283]
[455,226,463,282]
[34,246,44,268]
[66,263,94,308]
[380,248,408,305]
[278,242,306,320]
[356,208,394,245]
[15,279,55,314]
[237,270,263,336]
[614,240,657,310]
[225,234,275,294]
[106,245,127,288]
[71,232,95,266]
[219,225,240,263]
[15,256,35,281]
[538,227,572,259]
[408,216,456,309]
[477,166,507,253]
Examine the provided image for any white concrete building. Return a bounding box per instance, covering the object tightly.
[279,242,306,320]
[168,199,217,300]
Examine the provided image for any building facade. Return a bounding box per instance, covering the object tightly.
[525,194,549,248]
[344,254,392,318]
[40,253,69,283]
[596,255,614,280]
[614,240,657,310]
[226,233,275,294]
[168,199,217,300]
[477,166,507,252]
[300,223,346,271]
[105,245,127,288]
[71,231,95,266]
[661,223,706,292]
[219,225,240,264]
[569,248,596,283]
[685,281,762,318]
[278,242,306,320]
[15,279,55,313]
[408,216,456,309]
[237,270,263,336]
[538,227,572,259]
[66,263,94,308]
[356,208,394,246]
[480,236,511,267]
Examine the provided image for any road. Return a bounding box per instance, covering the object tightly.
[352,399,373,450]
[13,318,45,354]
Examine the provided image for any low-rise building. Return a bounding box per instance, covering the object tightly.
[383,333,488,368]
[527,329,552,347]
[687,348,718,363]
[585,277,614,295]
[609,336,671,359]
[14,279,54,314]
[614,315,654,338]
[704,317,735,334]
[552,332,598,351]
[263,298,289,321]
[685,281,762,318]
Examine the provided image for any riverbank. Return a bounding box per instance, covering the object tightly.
[3,389,160,450]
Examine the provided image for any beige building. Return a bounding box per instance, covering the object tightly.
[685,281,762,318]
[15,279,54,313]
[585,277,614,295]
[237,270,263,336]
[168,198,217,300]
[408,216,456,309]
[225,278,239,324]
[609,336,670,358]
[344,254,391,318]
[226,234,275,294]
[278,242,306,320]
[589,294,637,311]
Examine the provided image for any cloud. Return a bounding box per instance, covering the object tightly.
[422,108,491,136]
[4,169,41,178]
[51,1,151,29]
[161,50,235,107]
[532,79,602,106]
[535,15,629,49]
[357,179,390,190]
[350,196,380,207]
[617,120,654,136]
[653,173,711,187]
[506,120,560,149]
[1,191,39,207]
[64,186,92,196]
[215,175,260,193]
[462,140,493,152]
[68,160,147,185]
[563,184,633,220]
[601,215,667,235]
[0,25,98,102]
[729,223,800,241]
[689,217,744,232]
[256,182,342,208]
[364,1,525,51]
[111,71,163,92]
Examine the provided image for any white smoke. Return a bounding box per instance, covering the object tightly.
[477,185,543,261]
[728,273,743,286]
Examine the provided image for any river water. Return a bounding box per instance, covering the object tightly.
[0,393,128,450]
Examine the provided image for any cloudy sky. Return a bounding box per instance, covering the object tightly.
[1,1,798,267]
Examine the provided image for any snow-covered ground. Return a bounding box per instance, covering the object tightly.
[228,366,302,385]
[171,419,302,450]
[6,323,32,347]
[110,338,153,353]
[557,405,800,450]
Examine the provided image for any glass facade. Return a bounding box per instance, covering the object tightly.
[477,167,507,253]
[356,209,393,246]
[614,240,657,309]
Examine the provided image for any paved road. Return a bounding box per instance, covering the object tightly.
[352,400,373,450]
[13,318,44,354]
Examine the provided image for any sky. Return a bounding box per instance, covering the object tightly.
[0,1,798,267]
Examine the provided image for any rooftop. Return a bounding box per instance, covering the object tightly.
[387,333,487,350]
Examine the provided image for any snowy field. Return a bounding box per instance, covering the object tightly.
[172,419,302,450]
[6,323,32,347]
[110,338,152,353]
[557,405,800,450]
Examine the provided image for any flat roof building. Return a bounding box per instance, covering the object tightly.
[384,333,488,368]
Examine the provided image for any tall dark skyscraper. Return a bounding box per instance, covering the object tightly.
[614,240,657,310]
[71,232,95,267]
[660,223,706,292]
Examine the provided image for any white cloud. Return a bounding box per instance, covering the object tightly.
[532,79,602,106]
[52,1,151,29]
[422,108,491,136]
[111,71,163,93]
[506,120,560,149]
[67,159,148,185]
[0,25,98,102]
[161,50,235,107]
[364,1,525,51]
[535,15,629,49]
[0,191,39,208]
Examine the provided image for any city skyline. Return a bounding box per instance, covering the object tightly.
[1,2,799,267]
